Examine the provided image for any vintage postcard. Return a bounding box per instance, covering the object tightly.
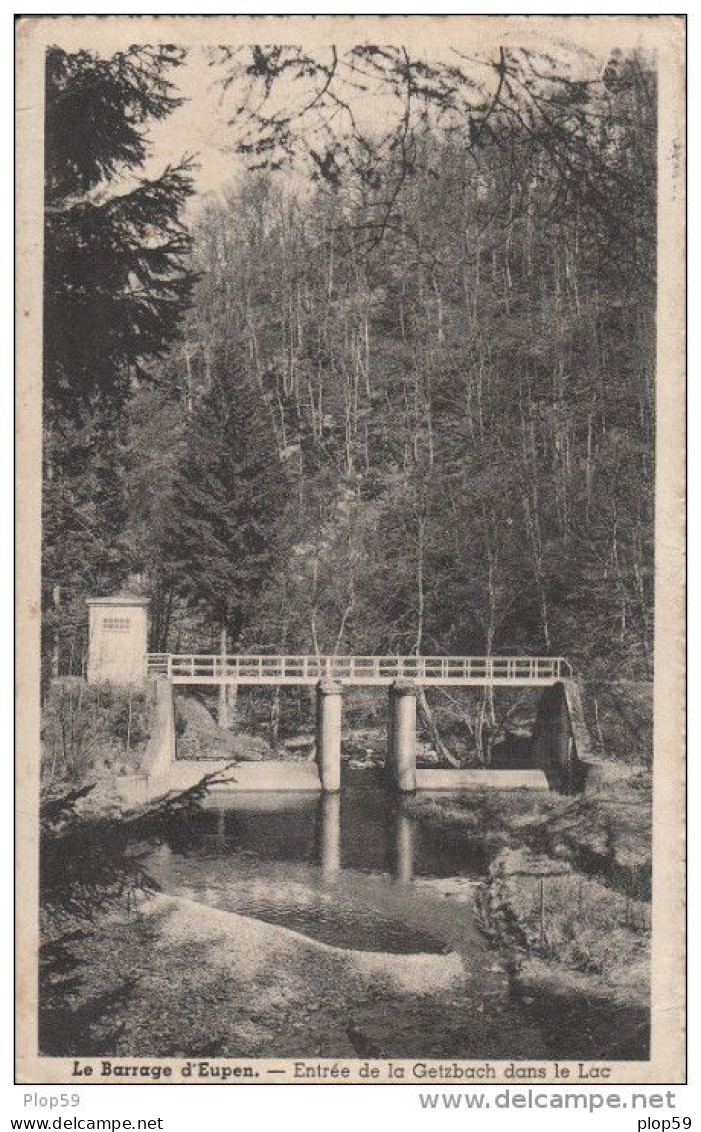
[15,14,686,1085]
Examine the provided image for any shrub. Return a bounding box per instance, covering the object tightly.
[42,682,153,789]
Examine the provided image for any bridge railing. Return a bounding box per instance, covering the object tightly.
[147,654,572,683]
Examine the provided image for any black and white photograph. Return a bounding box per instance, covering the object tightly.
[14,14,686,1085]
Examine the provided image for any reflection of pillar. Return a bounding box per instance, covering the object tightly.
[320,793,341,876]
[316,680,343,792]
[216,808,226,847]
[388,680,417,792]
[392,807,415,882]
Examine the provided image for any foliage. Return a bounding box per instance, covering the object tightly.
[213,44,655,269]
[40,771,232,925]
[41,44,656,765]
[41,683,153,788]
[41,409,133,678]
[38,768,235,1054]
[131,45,655,764]
[161,365,289,641]
[122,385,186,649]
[485,847,650,984]
[44,45,195,414]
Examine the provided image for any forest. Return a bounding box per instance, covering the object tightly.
[42,41,656,764]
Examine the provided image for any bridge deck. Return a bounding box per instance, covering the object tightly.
[147,654,571,687]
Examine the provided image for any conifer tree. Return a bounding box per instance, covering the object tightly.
[44,44,195,415]
[42,45,195,679]
[164,369,287,669]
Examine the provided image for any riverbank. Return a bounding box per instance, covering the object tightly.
[40,890,533,1060]
[39,759,651,1062]
[407,764,651,1035]
[41,881,645,1061]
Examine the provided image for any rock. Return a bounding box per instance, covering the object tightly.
[420,749,440,765]
[284,735,315,751]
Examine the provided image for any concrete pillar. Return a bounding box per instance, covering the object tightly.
[218,682,237,731]
[392,807,415,882]
[217,683,228,730]
[316,680,343,792]
[320,793,341,876]
[226,681,238,713]
[388,679,417,792]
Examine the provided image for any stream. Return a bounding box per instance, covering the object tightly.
[145,765,648,1061]
[150,767,491,954]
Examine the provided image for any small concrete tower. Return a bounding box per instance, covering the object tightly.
[86,595,149,685]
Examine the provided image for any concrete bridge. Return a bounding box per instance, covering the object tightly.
[143,652,584,796]
[83,597,589,798]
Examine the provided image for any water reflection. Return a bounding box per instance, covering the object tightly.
[141,770,649,1060]
[215,808,226,846]
[319,793,341,877]
[150,768,488,954]
[317,794,416,881]
[181,768,488,880]
[391,807,415,883]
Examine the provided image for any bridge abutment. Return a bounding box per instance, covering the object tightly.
[387,680,417,793]
[532,679,591,793]
[316,680,343,792]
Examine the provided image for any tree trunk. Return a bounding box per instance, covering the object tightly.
[126,688,133,755]
[160,583,174,652]
[417,688,460,767]
[218,620,228,730]
[270,686,280,744]
[51,584,61,679]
